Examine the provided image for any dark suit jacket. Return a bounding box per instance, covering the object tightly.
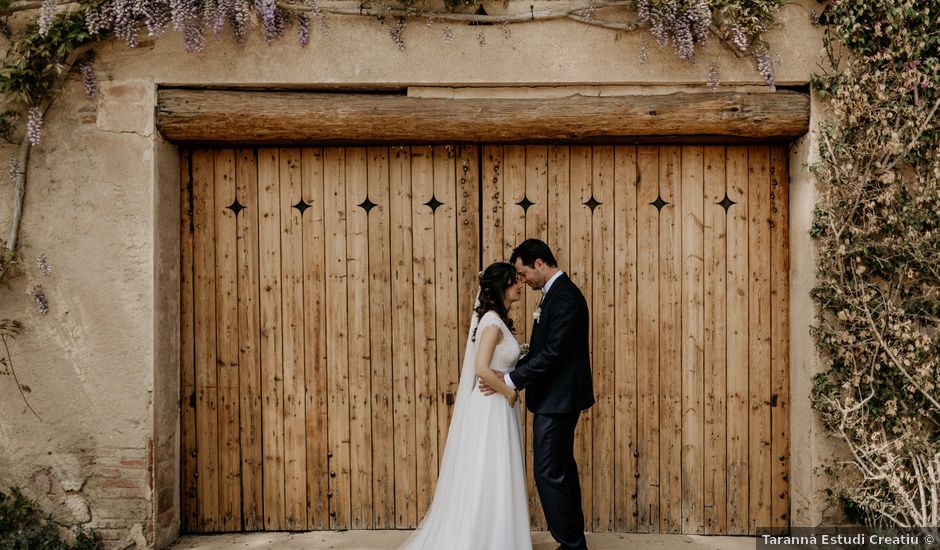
[509,273,595,414]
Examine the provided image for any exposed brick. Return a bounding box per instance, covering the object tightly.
[101,478,143,489]
[120,459,147,468]
[93,457,124,468]
[97,468,122,478]
[117,467,148,479]
[115,487,150,499]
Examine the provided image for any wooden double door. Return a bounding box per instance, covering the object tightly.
[180,144,790,535]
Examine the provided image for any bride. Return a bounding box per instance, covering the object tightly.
[399,261,532,550]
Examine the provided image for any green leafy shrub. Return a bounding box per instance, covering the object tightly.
[0,487,98,550]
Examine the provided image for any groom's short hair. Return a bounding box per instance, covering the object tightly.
[510,239,558,268]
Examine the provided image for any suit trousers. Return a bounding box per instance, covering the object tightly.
[533,412,587,550]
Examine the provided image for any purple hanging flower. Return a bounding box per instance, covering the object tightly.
[232,0,251,43]
[255,0,285,42]
[81,61,98,99]
[9,154,20,182]
[204,0,225,36]
[29,284,49,315]
[182,22,206,52]
[756,47,776,89]
[389,17,405,50]
[298,13,310,47]
[141,0,171,36]
[707,61,721,90]
[170,0,196,32]
[39,0,57,36]
[730,25,748,52]
[688,0,711,48]
[36,255,52,277]
[637,0,650,22]
[26,108,42,146]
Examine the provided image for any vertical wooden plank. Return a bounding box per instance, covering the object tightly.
[456,146,481,359]
[725,145,750,534]
[389,146,418,528]
[214,150,241,532]
[522,142,549,320]
[324,147,351,529]
[541,145,571,532]
[659,145,682,534]
[702,146,728,534]
[568,145,594,526]
[300,147,329,530]
[591,145,616,532]
[748,146,773,533]
[279,148,307,529]
[680,146,705,534]
[613,145,638,532]
[235,149,263,532]
[432,145,459,463]
[546,146,571,269]
[191,149,219,532]
[410,146,438,514]
[503,144,535,528]
[482,145,504,267]
[525,145,549,246]
[635,146,660,533]
[769,146,791,529]
[368,146,395,529]
[180,150,198,532]
[345,147,373,529]
[257,148,285,531]
[524,145,549,530]
[503,145,528,342]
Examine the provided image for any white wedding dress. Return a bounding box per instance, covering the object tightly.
[399,310,532,550]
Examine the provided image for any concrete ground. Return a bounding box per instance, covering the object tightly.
[170,531,757,550]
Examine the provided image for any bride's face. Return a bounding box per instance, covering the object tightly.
[503,279,523,308]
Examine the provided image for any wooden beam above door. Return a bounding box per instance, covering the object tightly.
[156,89,809,145]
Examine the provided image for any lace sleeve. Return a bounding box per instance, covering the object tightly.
[475,310,502,336]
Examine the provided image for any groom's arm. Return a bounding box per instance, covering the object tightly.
[508,290,584,389]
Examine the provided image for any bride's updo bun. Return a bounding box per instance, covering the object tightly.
[472,262,517,341]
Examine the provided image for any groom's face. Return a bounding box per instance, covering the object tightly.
[513,258,545,290]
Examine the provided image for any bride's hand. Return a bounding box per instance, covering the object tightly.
[478,378,496,396]
[506,390,518,408]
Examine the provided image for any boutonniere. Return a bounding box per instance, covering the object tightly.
[533,307,541,322]
[519,343,530,359]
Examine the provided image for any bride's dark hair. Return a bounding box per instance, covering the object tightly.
[472,262,517,341]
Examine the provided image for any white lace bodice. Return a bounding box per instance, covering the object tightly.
[474,311,521,374]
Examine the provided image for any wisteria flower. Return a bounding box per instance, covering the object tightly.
[36,255,52,277]
[26,108,43,146]
[29,284,49,315]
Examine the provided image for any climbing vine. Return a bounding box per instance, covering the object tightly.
[810,0,940,528]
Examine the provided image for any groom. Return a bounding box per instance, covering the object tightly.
[482,238,595,550]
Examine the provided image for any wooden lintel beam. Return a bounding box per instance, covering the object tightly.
[156,89,809,144]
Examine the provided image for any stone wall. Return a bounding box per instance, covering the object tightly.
[0,1,827,547]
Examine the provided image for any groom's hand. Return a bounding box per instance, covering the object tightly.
[478,378,496,396]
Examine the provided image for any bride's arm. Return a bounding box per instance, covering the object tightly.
[475,325,517,405]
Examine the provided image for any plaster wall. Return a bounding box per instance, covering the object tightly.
[0,1,827,547]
